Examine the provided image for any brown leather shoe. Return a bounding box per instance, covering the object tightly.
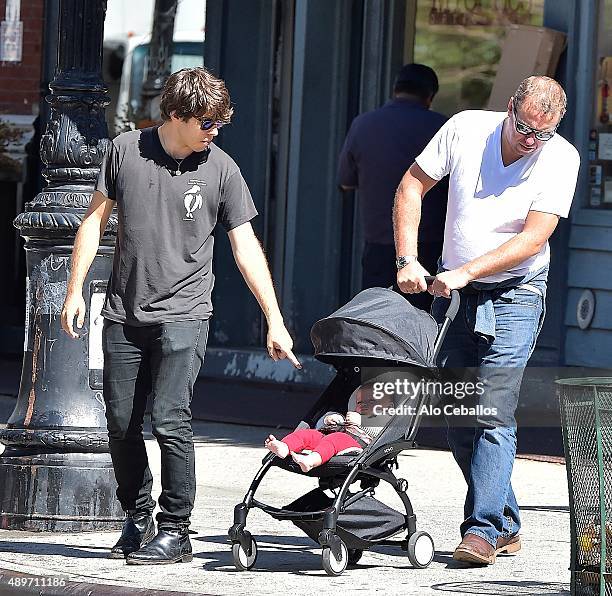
[453,533,496,564]
[496,534,521,555]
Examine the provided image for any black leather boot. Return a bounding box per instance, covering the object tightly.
[126,527,192,565]
[109,510,155,559]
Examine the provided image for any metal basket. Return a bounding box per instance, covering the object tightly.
[557,378,612,596]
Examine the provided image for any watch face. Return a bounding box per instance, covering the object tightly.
[396,256,415,270]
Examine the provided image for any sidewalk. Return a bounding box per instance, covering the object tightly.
[0,414,571,595]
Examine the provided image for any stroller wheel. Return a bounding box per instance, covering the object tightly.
[231,537,258,571]
[348,548,363,565]
[407,531,435,569]
[322,540,348,576]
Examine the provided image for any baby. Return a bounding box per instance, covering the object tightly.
[264,382,394,472]
[265,409,372,472]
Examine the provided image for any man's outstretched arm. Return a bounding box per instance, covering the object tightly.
[61,190,115,338]
[227,222,301,369]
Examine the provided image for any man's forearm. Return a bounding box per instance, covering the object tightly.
[393,175,422,257]
[460,232,544,282]
[233,240,283,325]
[67,220,103,295]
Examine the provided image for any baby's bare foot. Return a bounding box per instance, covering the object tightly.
[291,451,323,472]
[264,434,289,458]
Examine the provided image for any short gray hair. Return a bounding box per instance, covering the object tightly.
[514,76,567,118]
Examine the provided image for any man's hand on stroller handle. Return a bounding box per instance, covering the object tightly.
[398,262,471,299]
[396,261,431,294]
[428,269,471,298]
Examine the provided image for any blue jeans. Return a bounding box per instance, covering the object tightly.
[102,319,208,527]
[431,281,545,547]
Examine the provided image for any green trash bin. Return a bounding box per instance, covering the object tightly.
[557,377,612,596]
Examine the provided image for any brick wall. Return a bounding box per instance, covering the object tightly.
[0,0,44,116]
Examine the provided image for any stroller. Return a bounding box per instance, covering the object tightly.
[229,281,459,576]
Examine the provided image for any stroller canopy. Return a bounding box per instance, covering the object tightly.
[311,287,439,368]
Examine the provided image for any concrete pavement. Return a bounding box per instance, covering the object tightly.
[0,413,571,595]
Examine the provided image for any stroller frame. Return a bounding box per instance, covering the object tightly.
[229,283,459,575]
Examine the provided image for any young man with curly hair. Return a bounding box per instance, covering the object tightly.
[61,68,300,564]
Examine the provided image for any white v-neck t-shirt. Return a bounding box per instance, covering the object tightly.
[415,110,580,282]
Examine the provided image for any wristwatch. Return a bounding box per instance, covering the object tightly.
[396,255,417,270]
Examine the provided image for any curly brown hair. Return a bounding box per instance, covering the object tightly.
[159,67,234,122]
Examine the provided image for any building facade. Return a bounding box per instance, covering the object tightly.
[0,0,46,351]
[200,0,610,393]
[1,0,610,415]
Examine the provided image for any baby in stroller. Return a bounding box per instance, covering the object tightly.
[264,412,371,472]
[264,386,390,472]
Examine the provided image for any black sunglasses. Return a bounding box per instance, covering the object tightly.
[512,100,558,142]
[198,118,228,131]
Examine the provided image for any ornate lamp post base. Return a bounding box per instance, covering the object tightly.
[0,453,121,531]
[0,246,123,531]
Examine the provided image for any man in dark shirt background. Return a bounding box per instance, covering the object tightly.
[337,63,448,311]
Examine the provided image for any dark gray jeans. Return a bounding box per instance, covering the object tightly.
[102,319,208,527]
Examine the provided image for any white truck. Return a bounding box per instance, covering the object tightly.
[103,0,205,135]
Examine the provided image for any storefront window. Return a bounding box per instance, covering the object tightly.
[588,0,612,208]
[413,0,545,116]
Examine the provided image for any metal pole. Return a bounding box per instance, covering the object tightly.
[39,0,59,136]
[0,0,123,531]
[137,0,177,128]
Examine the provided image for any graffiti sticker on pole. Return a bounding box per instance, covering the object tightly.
[0,0,22,62]
[88,281,106,390]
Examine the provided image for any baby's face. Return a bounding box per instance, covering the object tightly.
[353,385,395,415]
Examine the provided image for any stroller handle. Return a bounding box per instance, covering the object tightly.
[422,276,461,362]
[424,276,460,323]
[390,276,460,323]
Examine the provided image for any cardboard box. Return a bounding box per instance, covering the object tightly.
[487,25,567,111]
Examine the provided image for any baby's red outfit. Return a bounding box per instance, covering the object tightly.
[281,429,362,464]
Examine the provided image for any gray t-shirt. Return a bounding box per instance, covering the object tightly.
[96,126,258,326]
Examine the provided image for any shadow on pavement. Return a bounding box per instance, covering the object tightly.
[430,581,569,595]
[197,545,401,575]
[0,566,202,596]
[197,534,444,574]
[0,540,109,558]
[520,505,569,513]
[195,535,322,573]
[194,533,313,548]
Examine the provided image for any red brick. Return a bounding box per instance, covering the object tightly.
[0,0,47,113]
[18,55,41,68]
[20,4,44,20]
[0,83,36,91]
[0,64,39,77]
[0,90,28,100]
[0,80,39,89]
[24,50,42,60]
[22,38,42,48]
[23,24,44,32]
[11,60,41,74]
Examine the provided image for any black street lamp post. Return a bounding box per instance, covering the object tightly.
[0,0,123,531]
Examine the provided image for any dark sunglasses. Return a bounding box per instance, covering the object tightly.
[512,100,558,141]
[198,118,228,131]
